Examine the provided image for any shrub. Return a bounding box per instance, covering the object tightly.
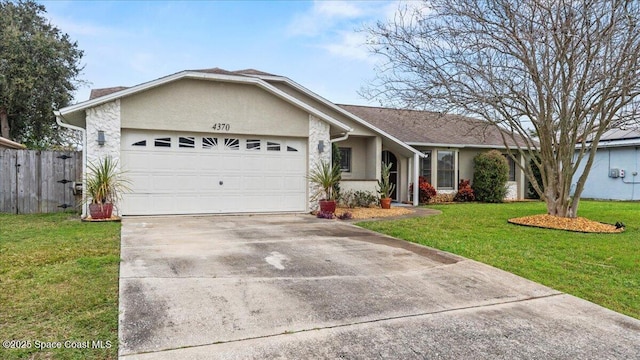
[340,190,379,208]
[454,179,475,202]
[338,211,353,220]
[472,150,509,203]
[316,210,335,219]
[410,176,437,203]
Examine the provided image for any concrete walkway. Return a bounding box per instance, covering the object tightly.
[118,215,640,359]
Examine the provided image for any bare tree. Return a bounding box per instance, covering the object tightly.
[364,0,640,218]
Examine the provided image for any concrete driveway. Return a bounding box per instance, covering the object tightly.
[118,215,640,359]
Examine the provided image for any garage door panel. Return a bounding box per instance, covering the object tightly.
[121,131,307,215]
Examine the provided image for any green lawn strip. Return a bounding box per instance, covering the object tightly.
[0,213,121,360]
[357,201,639,319]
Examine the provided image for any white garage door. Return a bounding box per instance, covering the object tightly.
[120,130,307,215]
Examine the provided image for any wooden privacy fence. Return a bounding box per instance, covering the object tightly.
[0,149,82,214]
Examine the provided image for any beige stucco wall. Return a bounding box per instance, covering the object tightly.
[270,82,377,137]
[340,180,378,195]
[121,79,309,137]
[335,137,372,180]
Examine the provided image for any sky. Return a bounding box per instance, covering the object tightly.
[40,0,401,106]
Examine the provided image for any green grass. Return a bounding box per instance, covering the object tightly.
[358,200,639,319]
[0,213,121,360]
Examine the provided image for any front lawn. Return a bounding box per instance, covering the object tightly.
[0,213,121,360]
[358,201,639,319]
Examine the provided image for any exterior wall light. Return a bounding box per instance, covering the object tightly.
[97,130,106,146]
[317,140,324,153]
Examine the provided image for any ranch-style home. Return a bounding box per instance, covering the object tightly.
[54,68,527,217]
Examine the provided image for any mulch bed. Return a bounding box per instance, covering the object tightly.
[335,206,414,220]
[81,216,122,222]
[508,214,624,233]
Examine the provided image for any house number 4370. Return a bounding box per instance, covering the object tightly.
[212,123,230,131]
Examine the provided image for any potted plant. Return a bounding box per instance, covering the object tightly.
[378,162,396,209]
[308,160,341,214]
[85,156,130,219]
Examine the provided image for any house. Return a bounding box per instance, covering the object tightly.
[55,68,424,216]
[0,136,26,149]
[338,105,528,200]
[55,68,526,217]
[573,128,640,200]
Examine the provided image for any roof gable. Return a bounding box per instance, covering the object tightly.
[57,69,353,133]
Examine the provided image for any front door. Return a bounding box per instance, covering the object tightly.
[381,150,398,200]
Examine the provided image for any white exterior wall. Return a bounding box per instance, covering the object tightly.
[308,115,331,211]
[340,180,378,194]
[505,182,518,200]
[573,147,640,200]
[85,100,122,214]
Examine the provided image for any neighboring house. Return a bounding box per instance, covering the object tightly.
[573,128,640,200]
[54,68,526,217]
[338,105,528,201]
[0,136,26,149]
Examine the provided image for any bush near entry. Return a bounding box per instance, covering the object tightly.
[410,176,437,203]
[454,179,475,202]
[472,150,509,203]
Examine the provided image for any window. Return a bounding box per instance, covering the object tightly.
[224,138,239,150]
[504,155,516,181]
[202,137,218,149]
[179,136,195,148]
[132,140,146,147]
[154,137,171,148]
[286,146,298,152]
[267,142,281,151]
[437,150,455,189]
[339,148,351,172]
[421,150,432,184]
[246,139,261,150]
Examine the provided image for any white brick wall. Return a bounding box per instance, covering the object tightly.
[85,100,122,214]
[308,115,331,211]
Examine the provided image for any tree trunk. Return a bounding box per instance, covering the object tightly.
[0,108,9,139]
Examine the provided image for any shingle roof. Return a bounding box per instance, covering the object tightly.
[338,104,526,148]
[598,127,640,142]
[89,86,129,100]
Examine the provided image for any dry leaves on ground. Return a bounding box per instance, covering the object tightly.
[508,214,623,233]
[335,206,414,220]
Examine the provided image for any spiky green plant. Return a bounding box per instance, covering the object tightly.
[378,162,396,199]
[85,156,130,204]
[308,160,341,201]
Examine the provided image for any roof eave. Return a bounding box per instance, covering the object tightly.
[246,74,423,157]
[407,142,528,150]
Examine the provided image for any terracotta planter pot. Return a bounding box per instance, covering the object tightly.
[380,197,392,209]
[319,200,337,214]
[89,203,113,219]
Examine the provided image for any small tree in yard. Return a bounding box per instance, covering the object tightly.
[0,0,84,149]
[473,151,509,203]
[365,0,640,218]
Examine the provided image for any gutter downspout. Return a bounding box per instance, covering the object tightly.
[330,132,350,143]
[55,111,87,217]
